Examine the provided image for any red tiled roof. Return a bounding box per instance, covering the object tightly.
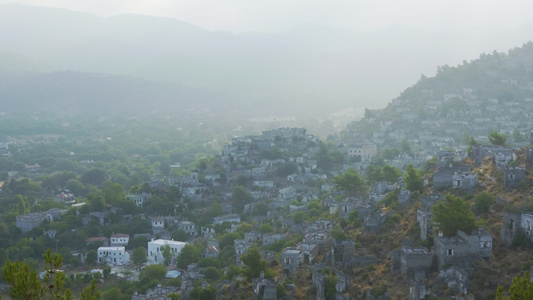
[111,233,129,238]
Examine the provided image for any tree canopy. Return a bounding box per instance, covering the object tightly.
[404,164,423,194]
[240,247,275,282]
[132,247,147,266]
[488,131,507,146]
[231,186,253,214]
[1,249,96,300]
[431,194,476,237]
[138,264,166,283]
[496,271,533,299]
[332,167,366,196]
[176,244,201,269]
[161,244,173,266]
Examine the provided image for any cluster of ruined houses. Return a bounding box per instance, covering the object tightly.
[390,140,533,299]
[433,146,528,193]
[391,226,493,299]
[399,191,492,299]
[12,125,533,299]
[351,69,533,167]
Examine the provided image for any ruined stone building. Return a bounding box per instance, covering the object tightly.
[472,146,516,168]
[281,248,301,277]
[312,264,351,300]
[433,166,471,190]
[417,194,445,240]
[503,167,527,190]
[391,247,433,277]
[433,228,492,269]
[501,211,533,245]
[253,271,277,300]
[333,239,356,268]
[452,172,477,193]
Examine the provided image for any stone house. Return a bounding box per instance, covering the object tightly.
[131,284,179,300]
[234,239,251,267]
[452,172,477,193]
[213,214,241,225]
[253,271,277,300]
[298,241,320,264]
[204,173,221,185]
[262,233,285,246]
[244,231,261,243]
[16,212,48,233]
[312,264,351,300]
[126,192,152,207]
[43,229,57,239]
[373,181,396,194]
[472,146,516,168]
[433,228,492,269]
[333,239,355,268]
[110,233,129,247]
[391,247,433,276]
[504,167,527,190]
[327,200,356,217]
[178,221,197,237]
[437,150,455,168]
[501,211,533,245]
[433,166,470,190]
[303,226,331,254]
[287,173,308,184]
[200,226,215,239]
[527,148,533,166]
[434,266,470,296]
[290,204,306,213]
[398,189,412,205]
[86,237,110,247]
[54,192,76,203]
[260,159,286,169]
[150,217,165,233]
[281,248,302,277]
[253,180,275,188]
[409,279,428,300]
[417,209,432,240]
[16,208,67,233]
[25,163,41,173]
[279,187,297,199]
[344,143,378,162]
[203,244,219,258]
[363,210,393,234]
[203,239,220,258]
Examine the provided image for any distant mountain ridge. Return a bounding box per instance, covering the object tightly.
[2,3,533,110]
[0,71,232,116]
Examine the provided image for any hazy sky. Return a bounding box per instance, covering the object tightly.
[1,0,533,33]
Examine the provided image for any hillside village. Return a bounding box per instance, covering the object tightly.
[2,44,533,300]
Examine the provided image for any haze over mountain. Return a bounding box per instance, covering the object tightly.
[1,3,533,117]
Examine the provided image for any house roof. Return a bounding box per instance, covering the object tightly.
[111,233,129,238]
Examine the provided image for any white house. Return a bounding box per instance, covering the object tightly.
[110,233,130,247]
[147,239,187,265]
[97,246,130,265]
